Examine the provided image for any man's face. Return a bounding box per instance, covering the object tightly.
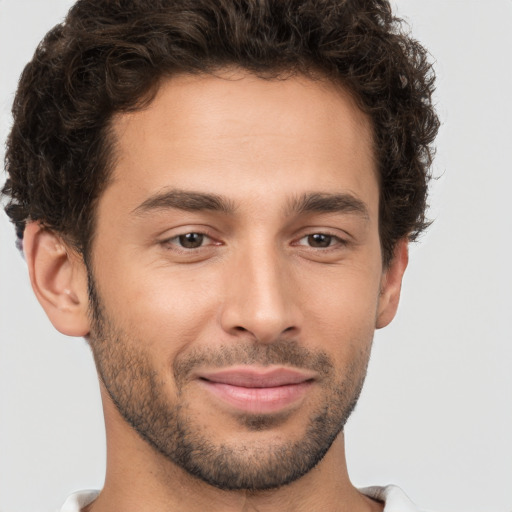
[86,71,395,490]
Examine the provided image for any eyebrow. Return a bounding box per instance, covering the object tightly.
[132,189,236,216]
[132,188,369,221]
[288,192,370,220]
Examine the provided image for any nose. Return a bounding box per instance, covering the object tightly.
[220,243,301,344]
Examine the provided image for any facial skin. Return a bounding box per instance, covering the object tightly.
[25,70,407,512]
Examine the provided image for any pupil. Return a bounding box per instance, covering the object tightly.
[179,233,204,248]
[308,234,331,248]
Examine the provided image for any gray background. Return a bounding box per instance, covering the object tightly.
[1,1,511,511]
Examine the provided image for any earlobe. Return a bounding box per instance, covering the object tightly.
[23,222,90,337]
[376,239,409,329]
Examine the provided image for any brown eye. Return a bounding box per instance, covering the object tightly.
[178,233,205,248]
[307,233,333,248]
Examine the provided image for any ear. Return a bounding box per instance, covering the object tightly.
[23,222,90,337]
[376,239,409,329]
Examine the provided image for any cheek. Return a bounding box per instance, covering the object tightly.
[298,263,382,359]
[95,259,222,358]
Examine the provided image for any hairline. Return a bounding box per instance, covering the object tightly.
[79,68,385,267]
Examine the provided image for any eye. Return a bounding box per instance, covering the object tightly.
[168,232,211,249]
[306,233,333,248]
[158,229,223,262]
[297,233,342,248]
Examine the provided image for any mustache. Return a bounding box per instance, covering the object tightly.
[172,339,334,387]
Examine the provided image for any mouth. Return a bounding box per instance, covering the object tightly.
[196,366,316,414]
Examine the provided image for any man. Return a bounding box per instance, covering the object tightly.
[2,0,439,511]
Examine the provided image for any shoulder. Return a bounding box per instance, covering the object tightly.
[360,485,434,512]
[58,490,99,512]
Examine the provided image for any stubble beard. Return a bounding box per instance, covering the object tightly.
[86,272,371,491]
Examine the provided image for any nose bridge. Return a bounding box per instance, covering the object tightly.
[221,237,298,342]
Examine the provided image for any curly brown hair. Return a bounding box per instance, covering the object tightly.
[2,0,439,265]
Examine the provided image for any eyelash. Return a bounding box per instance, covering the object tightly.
[161,230,348,252]
[294,232,347,250]
[163,232,218,251]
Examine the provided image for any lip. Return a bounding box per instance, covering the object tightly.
[196,366,315,414]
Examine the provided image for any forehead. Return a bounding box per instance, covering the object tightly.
[105,70,377,217]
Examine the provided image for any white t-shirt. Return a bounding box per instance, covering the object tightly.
[59,485,426,511]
